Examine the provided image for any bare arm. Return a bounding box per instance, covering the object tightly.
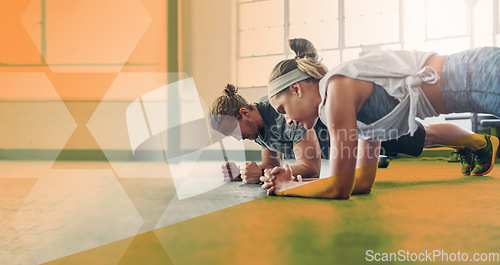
[259,148,282,169]
[261,77,365,199]
[320,77,360,198]
[351,140,381,194]
[261,140,380,195]
[289,129,322,178]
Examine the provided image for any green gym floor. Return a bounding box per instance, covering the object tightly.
[2,158,500,265]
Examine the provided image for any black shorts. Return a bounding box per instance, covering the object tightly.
[287,120,426,159]
[381,121,426,157]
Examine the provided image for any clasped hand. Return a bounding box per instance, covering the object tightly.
[260,164,294,195]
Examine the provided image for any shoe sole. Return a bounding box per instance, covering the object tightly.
[472,136,499,176]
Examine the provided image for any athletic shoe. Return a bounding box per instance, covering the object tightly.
[378,155,390,168]
[471,135,499,176]
[452,147,475,175]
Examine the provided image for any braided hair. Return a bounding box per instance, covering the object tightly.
[209,84,253,130]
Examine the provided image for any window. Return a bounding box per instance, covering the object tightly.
[236,0,500,89]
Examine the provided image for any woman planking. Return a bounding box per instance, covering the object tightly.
[260,38,499,199]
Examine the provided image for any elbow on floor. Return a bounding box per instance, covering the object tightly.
[337,192,351,200]
[301,165,320,179]
[356,185,373,195]
[329,188,351,200]
[358,188,372,195]
[309,168,320,179]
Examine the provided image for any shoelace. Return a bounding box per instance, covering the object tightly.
[451,150,473,164]
[474,148,490,164]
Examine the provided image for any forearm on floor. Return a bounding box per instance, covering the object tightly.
[351,163,378,194]
[275,171,354,199]
[290,163,320,178]
[275,162,376,198]
[258,162,280,170]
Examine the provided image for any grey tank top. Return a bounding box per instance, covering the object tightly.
[318,49,440,141]
[356,84,399,125]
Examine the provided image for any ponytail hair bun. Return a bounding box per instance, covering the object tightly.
[224,83,238,96]
[289,38,318,60]
[268,38,328,85]
[210,84,253,124]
